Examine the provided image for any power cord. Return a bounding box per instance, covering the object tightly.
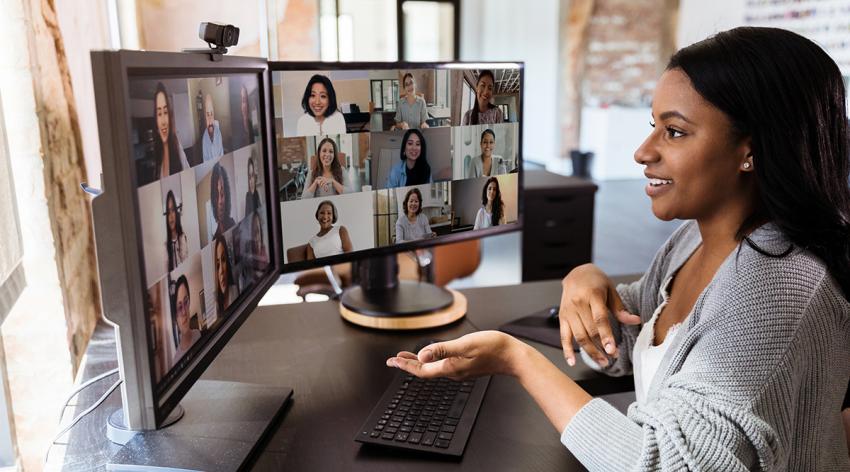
[44,378,122,465]
[57,367,119,422]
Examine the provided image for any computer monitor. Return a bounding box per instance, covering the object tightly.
[270,63,524,319]
[89,50,288,445]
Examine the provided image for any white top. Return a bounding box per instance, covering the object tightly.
[201,120,224,162]
[309,225,343,258]
[632,276,681,404]
[296,111,347,137]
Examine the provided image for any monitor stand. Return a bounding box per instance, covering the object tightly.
[106,379,293,471]
[339,254,467,330]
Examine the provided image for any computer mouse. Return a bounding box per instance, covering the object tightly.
[546,306,560,326]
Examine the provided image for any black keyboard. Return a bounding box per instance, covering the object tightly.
[355,371,490,457]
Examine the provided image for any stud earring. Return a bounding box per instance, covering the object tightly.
[743,162,751,170]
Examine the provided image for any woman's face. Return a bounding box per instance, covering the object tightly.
[406,193,420,216]
[155,92,170,144]
[215,176,226,221]
[634,69,751,222]
[319,142,335,170]
[175,283,190,335]
[481,133,495,158]
[248,162,256,193]
[476,75,495,109]
[404,133,421,162]
[215,241,228,293]
[166,196,177,236]
[404,75,415,96]
[317,204,334,230]
[308,82,329,118]
[486,182,497,202]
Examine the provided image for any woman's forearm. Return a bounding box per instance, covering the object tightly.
[510,341,593,433]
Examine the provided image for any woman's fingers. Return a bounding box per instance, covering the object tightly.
[588,293,617,356]
[558,305,576,366]
[571,301,608,367]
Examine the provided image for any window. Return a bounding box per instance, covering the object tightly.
[0,92,24,321]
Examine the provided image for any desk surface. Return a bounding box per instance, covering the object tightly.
[58,279,636,471]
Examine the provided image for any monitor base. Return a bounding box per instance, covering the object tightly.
[105,379,293,471]
[340,284,467,330]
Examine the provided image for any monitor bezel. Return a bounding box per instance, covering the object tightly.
[91,49,282,429]
[269,61,525,274]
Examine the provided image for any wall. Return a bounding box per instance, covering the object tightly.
[677,0,744,48]
[461,0,560,169]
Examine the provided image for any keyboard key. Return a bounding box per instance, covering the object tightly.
[400,426,412,433]
[408,432,423,444]
[375,425,384,431]
[427,424,440,432]
[385,427,398,434]
[447,393,470,419]
[441,425,456,433]
[382,432,395,440]
[445,418,459,426]
[438,432,453,441]
[422,431,437,446]
[370,431,380,438]
[395,432,409,442]
[435,439,451,448]
[389,421,401,428]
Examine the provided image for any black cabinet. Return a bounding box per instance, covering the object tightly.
[522,170,597,282]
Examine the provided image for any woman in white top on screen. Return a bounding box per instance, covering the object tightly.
[153,82,189,179]
[296,74,347,137]
[164,190,189,271]
[465,128,508,178]
[171,275,201,363]
[395,187,436,242]
[461,70,503,126]
[307,200,353,259]
[302,137,348,198]
[473,177,506,230]
[214,234,239,315]
[393,72,429,130]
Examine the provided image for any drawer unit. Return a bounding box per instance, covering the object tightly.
[522,170,597,282]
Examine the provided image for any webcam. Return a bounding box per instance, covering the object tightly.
[199,22,240,49]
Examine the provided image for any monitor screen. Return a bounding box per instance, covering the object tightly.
[271,65,522,270]
[127,72,272,397]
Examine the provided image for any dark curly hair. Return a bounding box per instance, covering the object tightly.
[213,234,235,313]
[170,275,190,347]
[164,190,184,271]
[210,163,231,224]
[481,177,504,227]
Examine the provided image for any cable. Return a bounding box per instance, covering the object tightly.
[45,378,122,465]
[323,265,343,297]
[58,367,119,422]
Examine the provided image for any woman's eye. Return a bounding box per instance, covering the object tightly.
[666,127,684,138]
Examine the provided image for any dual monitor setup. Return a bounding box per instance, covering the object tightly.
[90,45,523,469]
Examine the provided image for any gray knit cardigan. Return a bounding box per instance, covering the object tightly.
[561,220,850,471]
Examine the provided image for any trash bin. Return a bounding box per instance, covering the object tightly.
[570,150,594,179]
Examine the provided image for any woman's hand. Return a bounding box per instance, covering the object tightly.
[386,331,525,380]
[559,264,641,367]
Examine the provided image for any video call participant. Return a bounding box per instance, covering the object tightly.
[466,129,508,178]
[202,94,225,162]
[247,211,269,279]
[302,137,348,198]
[395,187,436,242]
[152,82,189,179]
[462,70,503,125]
[306,200,352,259]
[214,234,239,314]
[164,190,189,271]
[385,129,432,188]
[244,156,262,215]
[232,84,255,150]
[393,73,429,130]
[473,177,506,230]
[171,275,200,362]
[296,74,346,136]
[211,163,236,239]
[234,211,269,289]
[387,27,850,470]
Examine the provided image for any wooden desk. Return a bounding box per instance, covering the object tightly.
[58,279,635,471]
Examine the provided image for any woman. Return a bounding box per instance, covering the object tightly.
[164,190,189,271]
[395,188,436,243]
[171,275,200,362]
[393,73,429,130]
[248,211,269,277]
[465,129,507,178]
[387,28,850,470]
[211,163,236,239]
[214,234,239,315]
[302,137,348,198]
[385,129,432,188]
[473,177,506,230]
[296,74,347,136]
[244,156,261,215]
[461,70,503,125]
[233,83,255,150]
[306,200,353,259]
[153,82,189,178]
